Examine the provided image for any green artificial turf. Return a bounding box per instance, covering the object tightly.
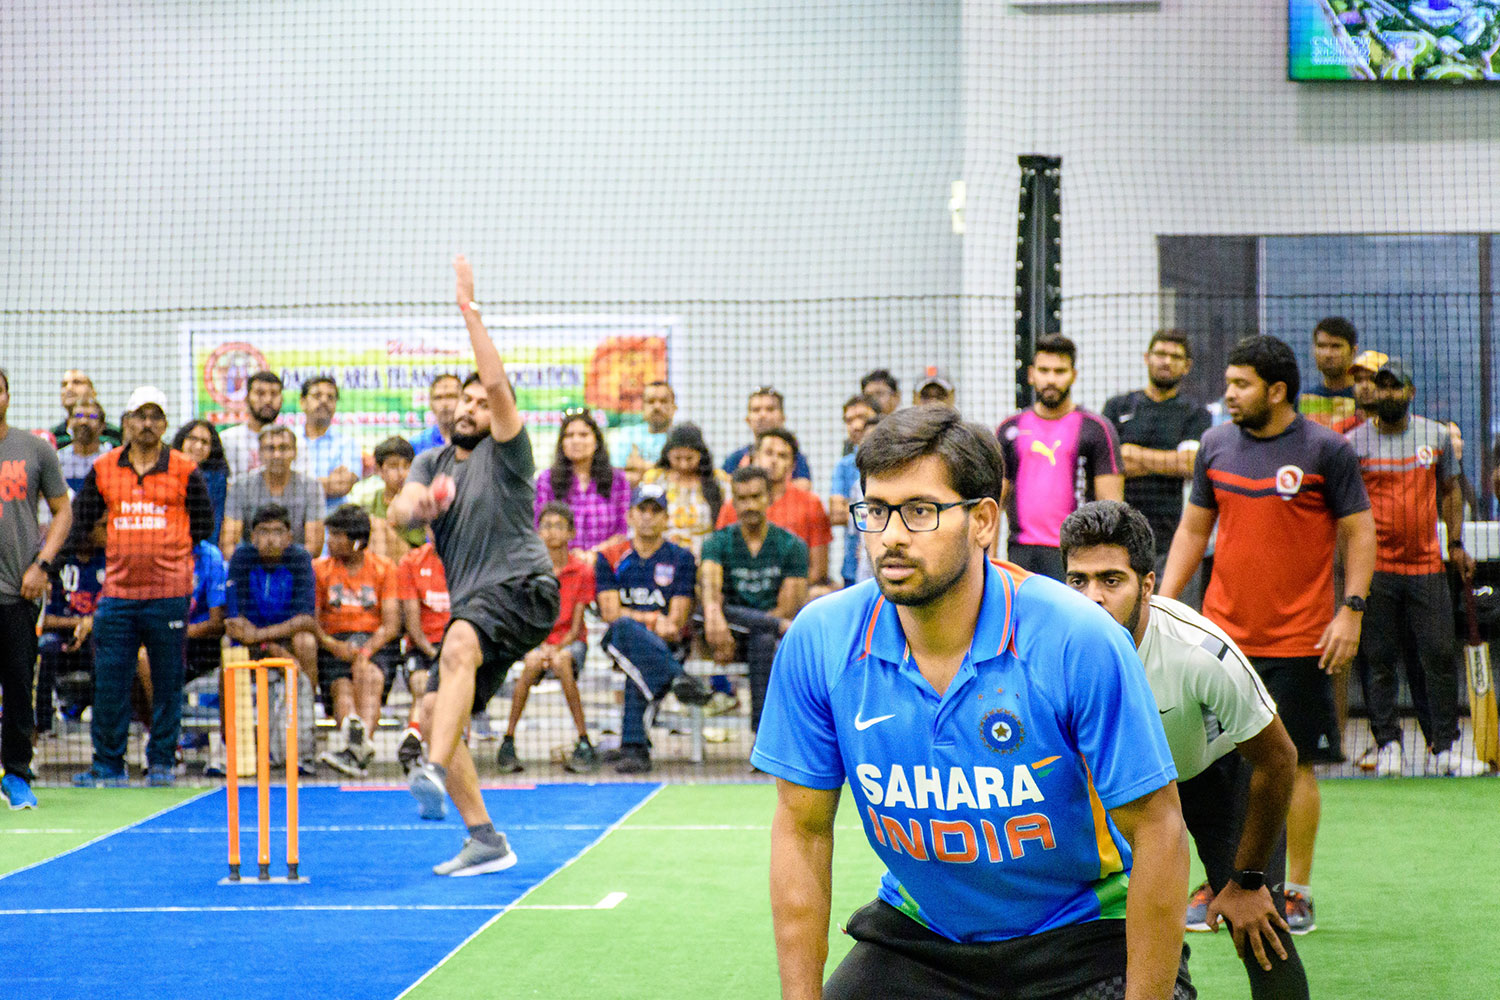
[407,779,1499,999]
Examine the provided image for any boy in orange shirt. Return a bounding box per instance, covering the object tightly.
[497,502,597,774]
[396,538,449,778]
[314,504,400,777]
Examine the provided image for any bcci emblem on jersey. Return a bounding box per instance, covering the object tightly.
[980,709,1024,754]
[1274,464,1304,500]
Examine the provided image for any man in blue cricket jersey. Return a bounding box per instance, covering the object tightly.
[751,405,1192,1000]
[595,483,712,774]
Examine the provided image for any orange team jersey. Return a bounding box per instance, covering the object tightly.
[547,552,597,645]
[314,551,397,635]
[396,543,451,645]
[1189,417,1369,658]
[715,484,833,549]
[1345,415,1454,575]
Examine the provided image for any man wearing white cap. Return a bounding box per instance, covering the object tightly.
[67,386,216,787]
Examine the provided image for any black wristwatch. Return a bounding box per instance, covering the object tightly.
[1231,869,1265,892]
[1343,595,1367,614]
[33,557,54,574]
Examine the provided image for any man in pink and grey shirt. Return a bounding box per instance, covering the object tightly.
[998,334,1123,580]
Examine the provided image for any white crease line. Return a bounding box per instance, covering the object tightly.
[394,784,664,1000]
[511,891,627,911]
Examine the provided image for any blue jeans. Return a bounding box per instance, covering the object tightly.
[601,619,684,748]
[91,596,190,773]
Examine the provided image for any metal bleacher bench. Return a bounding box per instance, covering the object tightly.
[677,656,749,764]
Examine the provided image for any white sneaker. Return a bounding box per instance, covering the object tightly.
[1375,741,1403,778]
[1431,749,1490,777]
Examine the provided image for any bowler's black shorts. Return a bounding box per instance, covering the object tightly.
[430,572,559,714]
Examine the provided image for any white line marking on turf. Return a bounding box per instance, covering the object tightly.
[10,822,867,835]
[0,892,631,918]
[0,789,217,885]
[0,904,524,915]
[511,891,626,912]
[393,784,665,1000]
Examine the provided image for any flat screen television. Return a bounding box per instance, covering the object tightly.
[1290,1,1500,81]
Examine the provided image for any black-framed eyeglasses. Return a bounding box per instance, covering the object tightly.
[562,406,590,418]
[850,499,981,533]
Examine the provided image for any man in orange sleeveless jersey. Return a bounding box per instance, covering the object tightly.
[67,386,215,787]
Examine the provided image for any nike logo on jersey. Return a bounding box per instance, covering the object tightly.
[1029,439,1063,466]
[1159,707,1174,715]
[854,713,896,731]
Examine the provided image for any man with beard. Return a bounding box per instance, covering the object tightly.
[390,255,560,875]
[409,373,462,456]
[56,397,110,494]
[1061,501,1308,1000]
[997,334,1123,581]
[1159,335,1375,936]
[220,371,284,479]
[1298,317,1360,433]
[753,405,1191,1000]
[1345,359,1485,777]
[1102,331,1211,583]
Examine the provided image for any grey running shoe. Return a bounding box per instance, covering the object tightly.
[495,735,524,773]
[433,833,517,876]
[320,747,367,778]
[564,737,599,774]
[409,762,448,821]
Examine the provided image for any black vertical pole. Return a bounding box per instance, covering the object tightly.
[1016,155,1062,410]
[1480,234,1494,514]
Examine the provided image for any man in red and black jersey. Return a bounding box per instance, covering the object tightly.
[1160,335,1376,937]
[67,387,215,787]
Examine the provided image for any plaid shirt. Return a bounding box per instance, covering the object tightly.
[533,468,630,550]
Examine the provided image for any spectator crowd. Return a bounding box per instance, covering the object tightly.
[0,316,1490,831]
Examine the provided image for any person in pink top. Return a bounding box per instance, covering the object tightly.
[533,409,629,553]
[997,334,1124,580]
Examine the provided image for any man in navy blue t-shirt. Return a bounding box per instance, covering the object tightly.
[225,503,318,685]
[595,484,712,774]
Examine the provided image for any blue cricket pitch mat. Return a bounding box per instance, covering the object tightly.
[4,782,660,1000]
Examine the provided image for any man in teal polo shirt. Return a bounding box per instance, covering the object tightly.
[701,465,808,733]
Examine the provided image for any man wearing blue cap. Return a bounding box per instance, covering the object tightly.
[595,482,712,773]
